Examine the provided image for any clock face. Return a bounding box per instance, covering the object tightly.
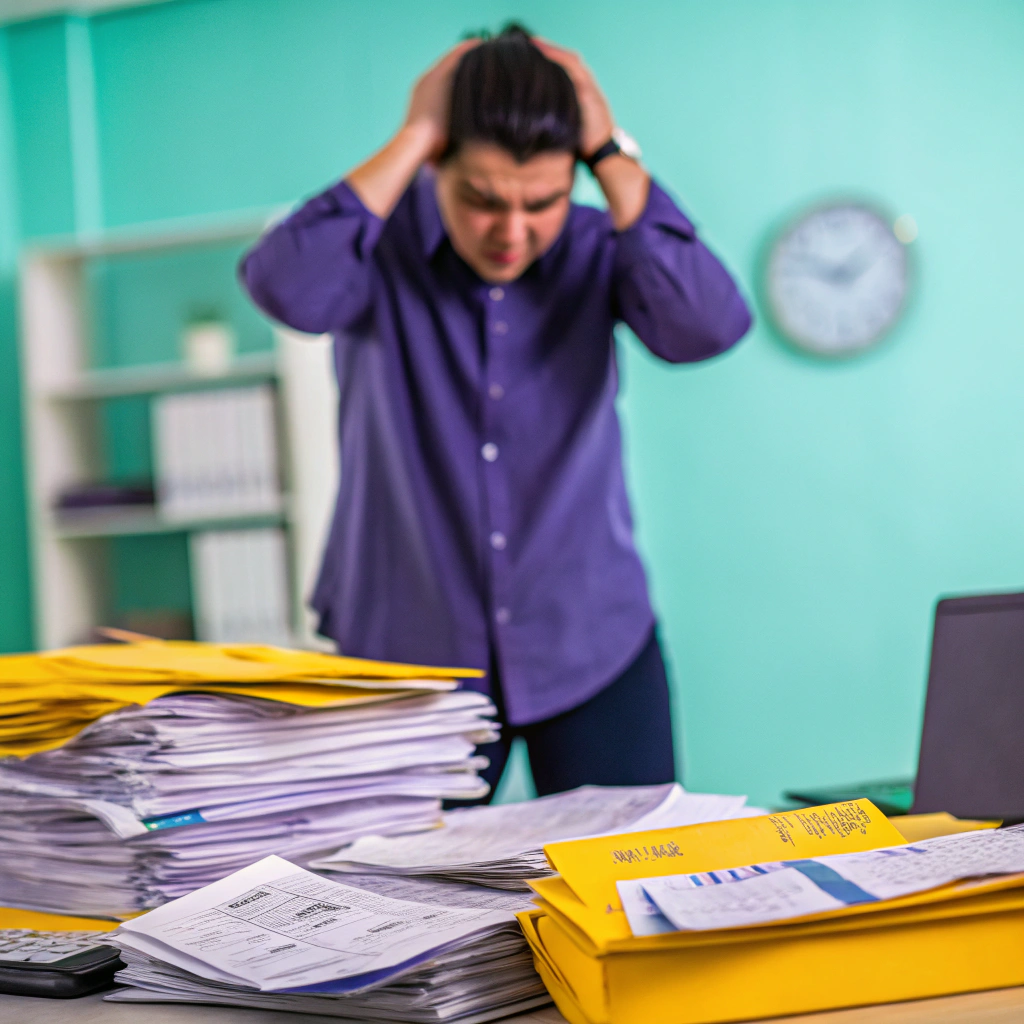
[766,203,909,356]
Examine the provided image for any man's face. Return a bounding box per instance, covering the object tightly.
[435,143,575,283]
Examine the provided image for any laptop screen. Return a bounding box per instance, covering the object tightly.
[912,592,1024,820]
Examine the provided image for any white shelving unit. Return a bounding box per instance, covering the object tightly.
[19,216,339,650]
[45,350,280,400]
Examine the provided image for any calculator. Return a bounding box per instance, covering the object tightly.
[0,929,123,998]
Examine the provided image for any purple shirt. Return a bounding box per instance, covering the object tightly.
[241,171,750,725]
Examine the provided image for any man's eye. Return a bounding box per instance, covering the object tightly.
[465,195,499,211]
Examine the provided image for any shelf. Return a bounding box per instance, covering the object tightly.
[22,206,284,260]
[44,352,280,401]
[50,505,288,540]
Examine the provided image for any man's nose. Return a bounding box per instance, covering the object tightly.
[495,211,528,247]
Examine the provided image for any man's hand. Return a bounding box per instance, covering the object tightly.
[533,39,614,158]
[347,40,478,218]
[404,39,480,161]
[535,38,650,231]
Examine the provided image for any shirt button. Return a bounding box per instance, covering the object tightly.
[488,383,504,401]
[489,531,507,551]
[481,442,499,462]
[495,607,511,625]
[489,287,505,302]
[493,321,508,335]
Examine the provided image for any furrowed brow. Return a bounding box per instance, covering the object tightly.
[524,189,570,212]
[461,182,510,211]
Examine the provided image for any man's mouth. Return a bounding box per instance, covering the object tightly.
[485,250,520,266]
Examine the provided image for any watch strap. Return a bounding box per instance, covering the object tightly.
[583,138,621,171]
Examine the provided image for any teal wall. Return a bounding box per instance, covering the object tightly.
[0,29,32,653]
[1,0,1022,806]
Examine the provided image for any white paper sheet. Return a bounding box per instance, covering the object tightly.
[339,873,536,914]
[316,784,733,873]
[638,867,844,931]
[615,879,677,936]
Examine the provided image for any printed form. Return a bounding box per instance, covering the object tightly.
[115,855,513,993]
[622,823,1024,933]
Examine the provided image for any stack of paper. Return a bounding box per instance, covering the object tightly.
[520,800,1024,1024]
[0,641,493,918]
[98,784,771,1021]
[105,855,550,1023]
[312,784,755,889]
[0,639,483,757]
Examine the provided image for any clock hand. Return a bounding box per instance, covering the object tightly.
[827,244,876,285]
[785,253,842,278]
[783,248,876,285]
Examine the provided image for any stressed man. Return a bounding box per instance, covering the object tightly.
[241,26,751,798]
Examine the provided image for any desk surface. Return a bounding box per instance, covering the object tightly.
[4,987,1024,1023]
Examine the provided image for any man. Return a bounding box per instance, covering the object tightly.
[241,26,751,798]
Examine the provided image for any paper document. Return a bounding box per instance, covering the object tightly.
[631,823,1024,933]
[338,873,536,915]
[0,688,497,917]
[109,867,547,1021]
[314,784,753,889]
[115,855,514,993]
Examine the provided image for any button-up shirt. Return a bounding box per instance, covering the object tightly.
[241,170,751,725]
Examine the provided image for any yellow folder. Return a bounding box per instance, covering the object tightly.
[0,639,484,756]
[519,887,1024,1024]
[536,799,905,950]
[0,907,120,931]
[518,801,1024,1024]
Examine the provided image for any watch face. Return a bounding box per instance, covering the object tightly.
[611,127,642,161]
[766,203,909,356]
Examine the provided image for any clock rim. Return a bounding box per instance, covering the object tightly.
[763,198,912,359]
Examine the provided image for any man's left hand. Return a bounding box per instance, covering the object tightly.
[534,39,615,159]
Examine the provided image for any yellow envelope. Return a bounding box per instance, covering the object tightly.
[24,641,483,683]
[0,907,120,932]
[524,803,1024,1024]
[894,811,1000,842]
[0,639,484,756]
[543,799,905,917]
[519,884,1024,1024]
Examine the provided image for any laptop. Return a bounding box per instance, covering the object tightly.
[785,591,1024,822]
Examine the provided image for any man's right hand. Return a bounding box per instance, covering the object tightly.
[346,39,478,218]
[404,39,480,162]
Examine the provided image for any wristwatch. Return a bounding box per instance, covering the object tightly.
[583,127,643,171]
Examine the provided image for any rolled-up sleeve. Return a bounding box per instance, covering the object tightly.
[240,181,385,335]
[613,180,752,363]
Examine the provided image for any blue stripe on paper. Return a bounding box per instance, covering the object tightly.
[786,860,878,906]
[143,810,205,830]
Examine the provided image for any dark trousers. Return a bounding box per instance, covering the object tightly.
[474,628,678,800]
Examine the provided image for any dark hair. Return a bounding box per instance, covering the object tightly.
[444,24,581,163]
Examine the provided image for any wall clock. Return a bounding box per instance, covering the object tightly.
[766,202,910,357]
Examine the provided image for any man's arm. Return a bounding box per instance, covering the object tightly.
[612,182,753,363]
[240,42,474,334]
[346,40,477,217]
[538,39,750,362]
[535,40,649,231]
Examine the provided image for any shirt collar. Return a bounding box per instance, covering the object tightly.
[415,168,448,260]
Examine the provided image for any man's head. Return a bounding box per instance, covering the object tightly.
[435,25,580,283]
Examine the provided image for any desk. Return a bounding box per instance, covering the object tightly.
[3,988,1024,1023]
